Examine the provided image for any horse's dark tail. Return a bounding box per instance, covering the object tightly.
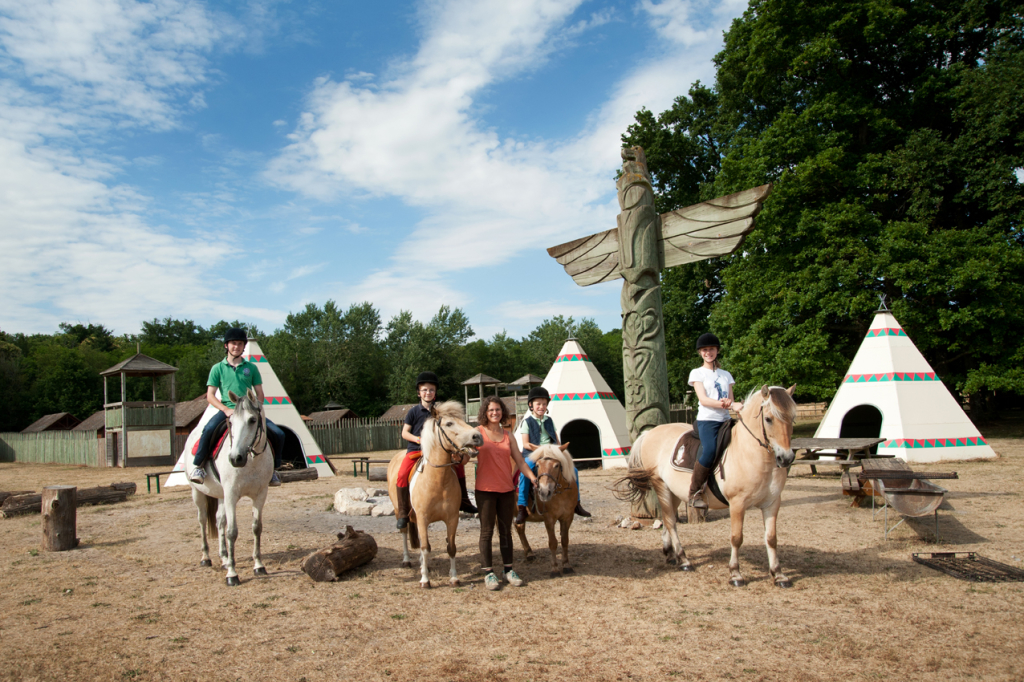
[407,520,420,550]
[206,497,219,538]
[612,468,655,507]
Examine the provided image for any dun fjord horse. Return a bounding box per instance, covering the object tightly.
[514,443,577,577]
[616,385,797,587]
[188,388,274,586]
[387,401,483,588]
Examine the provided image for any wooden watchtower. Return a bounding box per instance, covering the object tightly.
[100,353,177,467]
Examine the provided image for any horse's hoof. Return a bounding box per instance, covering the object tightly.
[200,559,212,567]
[680,564,695,572]
[525,554,536,563]
[666,556,677,566]
[226,576,241,587]
[450,580,461,587]
[401,561,412,569]
[729,579,746,587]
[776,579,792,588]
[254,567,268,577]
[420,581,431,589]
[562,567,574,574]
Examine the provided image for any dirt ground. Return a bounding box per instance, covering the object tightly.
[2,420,1023,682]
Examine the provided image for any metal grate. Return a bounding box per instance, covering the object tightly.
[913,552,1024,582]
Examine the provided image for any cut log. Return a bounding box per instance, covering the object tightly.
[278,468,318,483]
[300,525,378,582]
[42,486,78,551]
[0,491,34,505]
[1,482,136,518]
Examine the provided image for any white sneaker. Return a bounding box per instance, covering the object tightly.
[504,569,524,587]
[189,468,205,484]
[269,471,282,487]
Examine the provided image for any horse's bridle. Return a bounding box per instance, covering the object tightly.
[228,405,267,459]
[736,399,787,467]
[531,456,568,512]
[426,418,474,468]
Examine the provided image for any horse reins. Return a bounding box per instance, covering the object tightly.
[227,401,268,459]
[735,398,789,467]
[426,418,473,468]
[531,456,569,512]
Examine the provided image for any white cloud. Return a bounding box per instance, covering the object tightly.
[0,0,269,334]
[285,263,326,281]
[266,0,738,319]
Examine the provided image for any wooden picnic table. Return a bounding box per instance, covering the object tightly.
[789,437,887,474]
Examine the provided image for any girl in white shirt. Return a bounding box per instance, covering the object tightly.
[686,333,744,509]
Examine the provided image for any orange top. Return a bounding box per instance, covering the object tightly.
[475,426,515,493]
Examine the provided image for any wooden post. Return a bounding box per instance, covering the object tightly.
[120,372,128,468]
[41,486,78,551]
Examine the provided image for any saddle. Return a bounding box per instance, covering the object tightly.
[670,420,734,506]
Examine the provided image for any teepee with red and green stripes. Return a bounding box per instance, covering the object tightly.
[814,307,995,462]
[539,339,631,469]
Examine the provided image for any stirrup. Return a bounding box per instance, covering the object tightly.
[189,468,205,484]
[690,490,708,509]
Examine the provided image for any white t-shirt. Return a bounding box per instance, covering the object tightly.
[688,367,735,422]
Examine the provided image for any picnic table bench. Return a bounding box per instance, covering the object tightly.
[789,437,887,474]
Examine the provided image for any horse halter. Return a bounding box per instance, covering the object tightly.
[736,400,777,460]
[535,457,568,495]
[229,403,267,459]
[427,418,472,468]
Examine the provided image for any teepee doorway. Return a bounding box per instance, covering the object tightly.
[560,419,602,469]
[839,405,883,454]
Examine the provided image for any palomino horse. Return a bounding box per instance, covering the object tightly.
[187,388,274,586]
[616,385,797,587]
[514,443,577,577]
[387,401,483,588]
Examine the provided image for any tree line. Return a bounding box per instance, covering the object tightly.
[0,308,624,432]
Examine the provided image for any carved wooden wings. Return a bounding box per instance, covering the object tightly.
[547,184,772,287]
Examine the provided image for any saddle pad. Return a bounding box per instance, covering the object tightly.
[409,458,426,495]
[670,420,734,474]
[192,422,229,457]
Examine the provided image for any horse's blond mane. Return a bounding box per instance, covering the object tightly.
[528,444,577,484]
[743,386,797,422]
[418,401,467,455]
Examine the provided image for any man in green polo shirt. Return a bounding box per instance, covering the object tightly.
[189,328,284,486]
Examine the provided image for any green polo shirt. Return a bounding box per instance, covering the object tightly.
[207,358,263,408]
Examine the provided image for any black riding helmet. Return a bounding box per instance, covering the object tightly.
[695,333,720,350]
[527,386,550,405]
[223,327,247,344]
[416,371,440,388]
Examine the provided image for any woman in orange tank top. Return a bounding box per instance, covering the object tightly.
[476,395,537,590]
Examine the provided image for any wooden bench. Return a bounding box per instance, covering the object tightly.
[790,437,887,475]
[145,471,176,494]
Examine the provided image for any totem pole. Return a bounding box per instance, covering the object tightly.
[548,146,771,440]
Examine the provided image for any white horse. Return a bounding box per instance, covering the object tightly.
[188,388,274,586]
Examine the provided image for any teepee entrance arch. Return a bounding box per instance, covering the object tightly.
[559,419,603,469]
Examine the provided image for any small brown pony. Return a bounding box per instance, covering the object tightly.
[514,443,577,577]
[387,401,482,588]
[616,385,797,587]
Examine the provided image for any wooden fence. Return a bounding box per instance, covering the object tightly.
[0,431,103,466]
[308,421,403,455]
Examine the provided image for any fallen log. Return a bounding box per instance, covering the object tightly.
[301,526,378,582]
[0,491,34,505]
[278,468,318,483]
[1,482,137,518]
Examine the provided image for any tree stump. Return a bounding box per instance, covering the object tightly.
[277,468,318,483]
[301,526,378,582]
[686,506,707,524]
[41,486,78,552]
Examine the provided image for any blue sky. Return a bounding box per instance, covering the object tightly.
[0,0,747,341]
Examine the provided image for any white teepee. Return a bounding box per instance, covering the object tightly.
[814,308,995,463]
[166,337,335,487]
[538,339,631,470]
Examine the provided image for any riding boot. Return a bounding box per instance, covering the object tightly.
[515,505,528,524]
[689,461,713,509]
[574,501,592,517]
[458,476,478,514]
[396,486,411,530]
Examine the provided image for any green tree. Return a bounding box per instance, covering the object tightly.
[624,0,1024,412]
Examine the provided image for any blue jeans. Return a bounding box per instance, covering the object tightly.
[517,456,582,505]
[195,411,284,469]
[695,419,727,467]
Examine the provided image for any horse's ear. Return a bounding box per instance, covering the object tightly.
[760,385,770,398]
[786,384,796,396]
[559,442,570,452]
[229,390,240,405]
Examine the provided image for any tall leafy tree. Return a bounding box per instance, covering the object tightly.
[625,0,1024,413]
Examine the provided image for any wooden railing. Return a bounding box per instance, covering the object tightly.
[307,421,403,454]
[0,431,103,466]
